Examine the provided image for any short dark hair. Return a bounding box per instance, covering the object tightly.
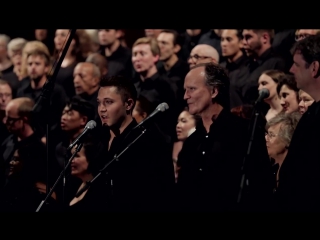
[276,74,300,102]
[66,95,95,122]
[100,75,137,105]
[191,62,230,109]
[136,95,153,116]
[160,29,180,46]
[291,33,320,70]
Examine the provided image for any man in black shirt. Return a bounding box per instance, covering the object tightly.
[220,29,250,109]
[96,75,174,211]
[98,29,133,79]
[277,34,320,212]
[242,29,286,105]
[157,29,189,112]
[132,37,178,140]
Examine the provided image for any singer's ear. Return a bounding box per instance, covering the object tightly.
[311,61,320,78]
[211,87,218,99]
[125,98,134,111]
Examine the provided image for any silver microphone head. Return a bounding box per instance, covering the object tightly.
[86,120,97,129]
[260,88,270,99]
[157,102,169,112]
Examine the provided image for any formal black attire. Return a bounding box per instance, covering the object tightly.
[102,119,175,211]
[276,101,320,212]
[176,108,271,212]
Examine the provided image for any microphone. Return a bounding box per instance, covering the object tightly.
[133,102,169,130]
[67,120,97,151]
[255,88,270,105]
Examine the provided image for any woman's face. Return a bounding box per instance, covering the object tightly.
[54,29,75,51]
[298,90,314,115]
[9,150,23,176]
[265,123,288,159]
[258,74,277,101]
[279,84,299,114]
[176,111,196,141]
[71,146,88,177]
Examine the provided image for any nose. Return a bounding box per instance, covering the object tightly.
[221,40,226,47]
[183,90,189,100]
[258,84,262,91]
[280,98,286,107]
[73,75,80,84]
[298,99,304,107]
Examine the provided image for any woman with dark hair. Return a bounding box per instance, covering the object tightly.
[66,135,108,212]
[53,29,93,99]
[276,74,300,114]
[258,70,286,121]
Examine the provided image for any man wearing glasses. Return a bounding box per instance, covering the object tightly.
[0,98,52,211]
[187,44,219,69]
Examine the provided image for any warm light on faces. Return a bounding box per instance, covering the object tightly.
[0,84,12,110]
[132,44,158,73]
[221,29,243,57]
[279,85,299,114]
[258,74,277,101]
[265,123,287,159]
[298,90,314,114]
[97,86,128,128]
[71,146,88,177]
[176,111,196,141]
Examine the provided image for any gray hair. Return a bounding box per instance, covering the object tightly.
[0,34,11,46]
[7,38,27,54]
[266,111,301,145]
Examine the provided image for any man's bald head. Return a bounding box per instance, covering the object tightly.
[86,53,108,77]
[188,44,219,68]
[6,97,34,119]
[74,62,101,95]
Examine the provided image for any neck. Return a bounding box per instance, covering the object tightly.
[227,50,243,63]
[110,115,133,138]
[30,75,47,89]
[79,173,93,183]
[87,86,99,96]
[163,54,178,71]
[68,128,84,143]
[18,125,34,140]
[267,95,282,111]
[256,45,271,59]
[201,104,223,132]
[60,50,76,66]
[139,65,158,82]
[104,40,120,57]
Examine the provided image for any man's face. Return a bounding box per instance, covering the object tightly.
[98,29,119,47]
[290,52,313,91]
[5,101,23,134]
[35,29,48,41]
[221,30,243,58]
[144,29,163,39]
[0,84,12,111]
[27,55,49,81]
[97,86,128,128]
[60,105,86,132]
[73,63,97,95]
[242,30,262,57]
[184,67,215,115]
[132,44,158,73]
[157,32,177,61]
[188,46,214,68]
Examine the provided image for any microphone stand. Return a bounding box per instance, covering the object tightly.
[35,143,83,212]
[75,128,147,198]
[237,104,261,204]
[33,29,77,212]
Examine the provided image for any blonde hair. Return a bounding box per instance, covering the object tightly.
[20,41,51,79]
[132,37,160,56]
[7,38,27,57]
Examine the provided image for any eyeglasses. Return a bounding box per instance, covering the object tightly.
[6,116,21,124]
[265,132,279,139]
[188,54,212,61]
[295,34,311,41]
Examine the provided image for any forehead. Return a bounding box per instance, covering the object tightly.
[0,84,11,92]
[242,30,256,37]
[27,54,45,63]
[179,110,192,119]
[56,29,69,35]
[6,101,18,113]
[280,84,294,93]
[191,46,205,55]
[98,86,121,99]
[268,122,282,132]
[185,67,205,85]
[221,29,238,38]
[157,32,174,42]
[293,52,306,63]
[75,64,92,74]
[298,29,316,35]
[258,73,273,82]
[133,43,151,53]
